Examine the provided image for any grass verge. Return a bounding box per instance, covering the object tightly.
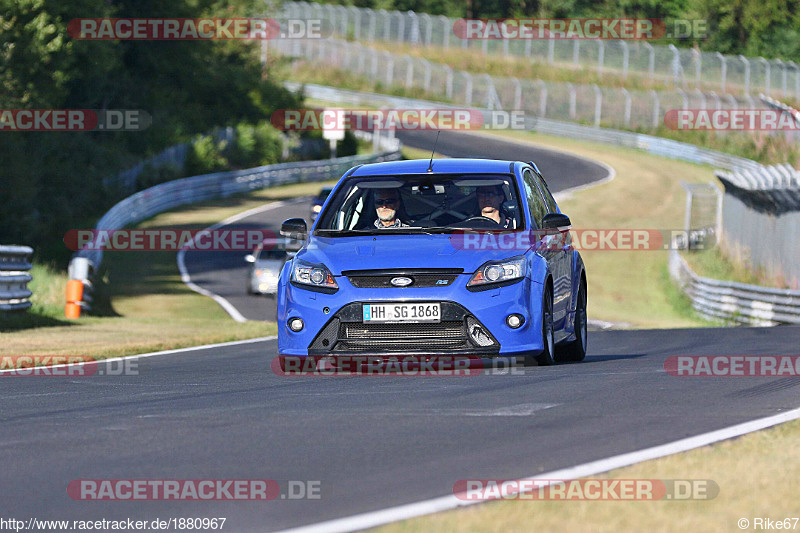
[681,246,796,290]
[374,417,800,533]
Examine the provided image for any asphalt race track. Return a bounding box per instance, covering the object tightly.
[3,329,800,531]
[3,131,799,532]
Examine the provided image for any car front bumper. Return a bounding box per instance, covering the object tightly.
[277,272,545,357]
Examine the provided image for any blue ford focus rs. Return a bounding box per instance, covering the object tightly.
[276,158,587,366]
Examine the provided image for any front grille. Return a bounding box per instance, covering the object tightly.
[343,269,462,289]
[348,274,459,288]
[343,322,464,339]
[307,302,499,355]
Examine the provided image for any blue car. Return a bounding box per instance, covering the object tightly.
[276,158,587,366]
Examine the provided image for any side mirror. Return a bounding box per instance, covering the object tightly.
[244,254,256,263]
[542,213,571,231]
[281,218,308,240]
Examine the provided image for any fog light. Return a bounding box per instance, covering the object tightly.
[506,314,524,329]
[466,316,495,347]
[288,318,304,332]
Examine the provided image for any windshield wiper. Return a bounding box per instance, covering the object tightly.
[315,227,449,236]
[315,229,376,236]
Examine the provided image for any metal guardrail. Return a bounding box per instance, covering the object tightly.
[275,37,781,136]
[289,82,764,173]
[715,167,800,214]
[670,248,800,325]
[69,134,402,313]
[283,1,800,100]
[761,94,800,125]
[0,245,34,312]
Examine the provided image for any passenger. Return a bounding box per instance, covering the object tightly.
[373,189,409,228]
[476,185,513,228]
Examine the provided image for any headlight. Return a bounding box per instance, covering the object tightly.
[291,259,338,291]
[312,205,322,213]
[467,256,526,288]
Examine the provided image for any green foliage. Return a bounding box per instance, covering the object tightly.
[314,0,800,60]
[338,130,359,157]
[0,0,301,266]
[185,135,230,176]
[226,122,284,168]
[182,122,286,176]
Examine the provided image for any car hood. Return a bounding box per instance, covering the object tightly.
[297,234,526,275]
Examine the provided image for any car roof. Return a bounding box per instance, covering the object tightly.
[348,158,518,177]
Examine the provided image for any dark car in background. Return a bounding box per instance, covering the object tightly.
[310,186,334,222]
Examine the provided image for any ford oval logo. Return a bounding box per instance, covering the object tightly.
[390,276,413,287]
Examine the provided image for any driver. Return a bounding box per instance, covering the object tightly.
[374,189,408,228]
[476,185,513,228]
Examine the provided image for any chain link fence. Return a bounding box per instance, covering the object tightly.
[274,37,776,134]
[282,1,800,101]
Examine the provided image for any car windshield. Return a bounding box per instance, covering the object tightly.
[316,188,333,201]
[315,174,523,235]
[257,249,288,261]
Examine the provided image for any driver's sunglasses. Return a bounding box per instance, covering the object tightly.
[477,190,498,197]
[375,198,398,207]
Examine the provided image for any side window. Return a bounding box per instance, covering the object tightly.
[522,169,547,228]
[532,170,558,214]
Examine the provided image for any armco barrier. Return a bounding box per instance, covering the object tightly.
[68,134,401,314]
[0,245,34,312]
[275,36,783,136]
[286,82,763,175]
[670,248,800,325]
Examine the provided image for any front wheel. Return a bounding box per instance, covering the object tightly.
[556,279,587,362]
[518,285,555,367]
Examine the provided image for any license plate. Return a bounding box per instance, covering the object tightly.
[363,303,441,323]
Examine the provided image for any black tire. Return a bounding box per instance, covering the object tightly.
[556,278,587,362]
[518,285,555,367]
[535,285,556,366]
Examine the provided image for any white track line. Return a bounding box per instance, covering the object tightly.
[276,406,800,533]
[176,199,306,322]
[0,336,277,374]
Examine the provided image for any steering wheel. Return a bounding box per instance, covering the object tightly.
[456,216,503,229]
